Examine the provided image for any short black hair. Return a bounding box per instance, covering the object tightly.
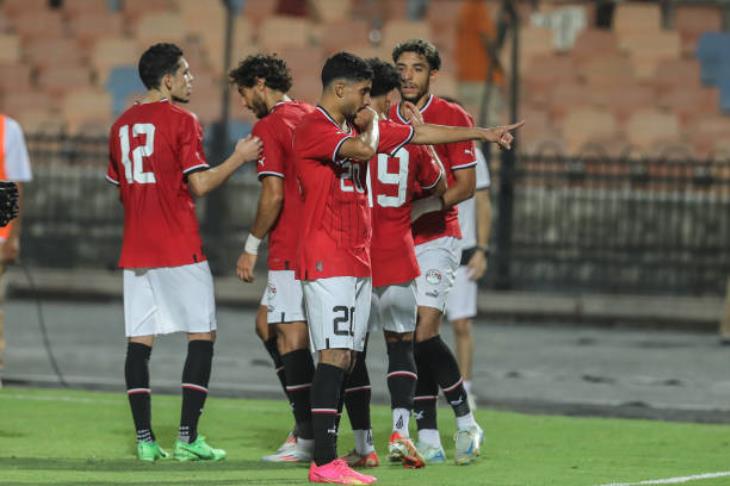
[228,53,293,92]
[138,43,184,90]
[321,52,373,88]
[366,58,400,97]
[392,39,441,71]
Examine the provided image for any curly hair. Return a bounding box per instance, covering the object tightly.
[228,54,293,92]
[391,38,441,71]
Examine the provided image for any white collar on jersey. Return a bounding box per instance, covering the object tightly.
[316,105,351,132]
[396,94,434,124]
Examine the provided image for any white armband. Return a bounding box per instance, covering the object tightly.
[244,233,262,255]
[411,195,444,223]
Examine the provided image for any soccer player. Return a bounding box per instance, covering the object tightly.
[107,43,262,462]
[339,58,518,471]
[389,38,521,465]
[229,54,316,463]
[447,144,492,411]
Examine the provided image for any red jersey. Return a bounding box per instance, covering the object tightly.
[107,99,209,268]
[293,108,413,281]
[369,142,442,287]
[389,94,477,245]
[253,100,314,271]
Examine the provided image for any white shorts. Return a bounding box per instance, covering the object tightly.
[414,237,461,312]
[445,265,478,321]
[260,270,306,324]
[123,261,217,337]
[303,276,371,352]
[369,281,417,334]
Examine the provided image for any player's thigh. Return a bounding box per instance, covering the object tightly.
[414,237,461,313]
[303,276,368,352]
[149,261,217,335]
[446,265,478,322]
[265,270,306,324]
[377,281,417,334]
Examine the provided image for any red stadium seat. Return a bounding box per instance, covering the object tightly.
[319,20,371,54]
[311,0,352,23]
[674,4,724,57]
[0,34,21,64]
[561,107,618,153]
[258,15,314,50]
[135,12,187,45]
[1,0,49,17]
[90,38,143,83]
[614,3,662,35]
[0,63,32,95]
[625,109,680,150]
[38,65,94,97]
[122,0,175,22]
[12,11,66,40]
[62,0,110,16]
[61,88,113,132]
[381,20,433,49]
[24,38,85,70]
[618,31,681,80]
[67,11,124,49]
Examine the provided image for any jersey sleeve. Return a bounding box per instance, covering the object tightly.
[296,116,353,165]
[475,147,491,190]
[377,119,414,156]
[106,125,120,186]
[444,107,477,171]
[253,120,285,179]
[4,118,32,182]
[414,146,442,190]
[179,113,209,175]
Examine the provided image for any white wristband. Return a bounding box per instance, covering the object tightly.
[244,233,262,255]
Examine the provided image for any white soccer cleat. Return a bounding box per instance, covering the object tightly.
[454,423,484,465]
[467,392,478,412]
[261,431,302,462]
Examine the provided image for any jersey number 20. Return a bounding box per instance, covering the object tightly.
[119,123,156,184]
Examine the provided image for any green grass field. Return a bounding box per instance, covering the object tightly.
[1,387,729,485]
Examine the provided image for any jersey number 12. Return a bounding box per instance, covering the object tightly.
[119,123,156,184]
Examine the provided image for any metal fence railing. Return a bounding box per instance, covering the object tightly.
[20,133,730,295]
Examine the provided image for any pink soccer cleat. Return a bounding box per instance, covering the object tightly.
[308,458,377,484]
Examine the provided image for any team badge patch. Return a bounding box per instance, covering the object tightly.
[425,269,442,285]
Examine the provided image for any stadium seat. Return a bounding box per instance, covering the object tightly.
[695,32,730,86]
[24,38,85,70]
[613,2,662,34]
[1,0,49,17]
[38,65,94,97]
[91,38,142,83]
[135,12,187,45]
[319,20,371,54]
[61,89,113,132]
[240,0,278,24]
[381,20,432,49]
[258,15,314,50]
[571,29,620,62]
[618,31,681,79]
[67,11,124,48]
[591,84,655,123]
[579,55,636,88]
[625,109,680,150]
[0,63,32,95]
[12,11,66,40]
[674,4,724,57]
[0,34,21,64]
[122,0,174,21]
[175,0,226,37]
[63,0,110,15]
[653,59,703,94]
[14,110,66,135]
[106,66,146,116]
[561,107,618,153]
[510,26,554,73]
[524,54,579,87]
[310,0,351,23]
[201,17,254,75]
[546,82,593,120]
[1,92,55,120]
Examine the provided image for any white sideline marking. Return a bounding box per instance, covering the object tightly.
[600,471,730,486]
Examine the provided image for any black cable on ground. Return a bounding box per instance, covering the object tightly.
[19,262,68,387]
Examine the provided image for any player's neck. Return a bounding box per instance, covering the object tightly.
[413,92,431,110]
[266,92,291,111]
[140,90,168,104]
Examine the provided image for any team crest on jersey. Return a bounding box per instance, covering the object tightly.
[425,269,442,285]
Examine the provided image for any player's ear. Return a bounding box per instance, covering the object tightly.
[429,69,439,83]
[334,81,346,99]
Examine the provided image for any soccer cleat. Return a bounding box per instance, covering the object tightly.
[136,440,169,462]
[415,442,447,464]
[173,435,226,462]
[262,431,303,462]
[387,432,425,469]
[308,458,377,484]
[262,441,312,463]
[454,423,484,465]
[340,449,379,468]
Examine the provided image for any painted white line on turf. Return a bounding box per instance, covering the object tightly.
[599,471,730,486]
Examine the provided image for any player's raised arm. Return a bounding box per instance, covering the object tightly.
[338,107,380,162]
[187,135,262,197]
[411,120,525,150]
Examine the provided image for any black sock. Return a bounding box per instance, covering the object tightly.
[264,337,294,407]
[386,339,417,411]
[414,340,439,431]
[179,340,213,444]
[125,342,155,443]
[419,335,471,417]
[311,363,346,466]
[335,369,348,433]
[344,351,371,431]
[281,349,315,440]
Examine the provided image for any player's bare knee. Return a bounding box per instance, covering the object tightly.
[128,335,155,348]
[187,331,215,343]
[277,321,309,353]
[452,319,472,337]
[319,348,352,369]
[384,331,414,343]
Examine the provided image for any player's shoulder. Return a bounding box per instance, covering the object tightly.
[430,95,470,121]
